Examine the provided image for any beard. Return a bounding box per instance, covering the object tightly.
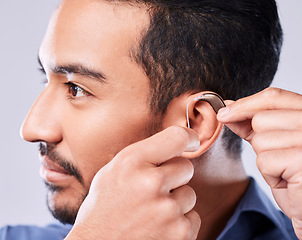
[40,143,87,225]
[39,115,163,225]
[45,182,88,225]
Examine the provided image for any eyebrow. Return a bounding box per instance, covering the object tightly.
[38,56,107,83]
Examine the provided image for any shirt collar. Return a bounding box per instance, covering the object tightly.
[217,177,291,239]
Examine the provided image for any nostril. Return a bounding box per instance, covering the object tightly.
[20,113,62,144]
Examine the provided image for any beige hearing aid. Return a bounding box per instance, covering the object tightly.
[186,92,225,128]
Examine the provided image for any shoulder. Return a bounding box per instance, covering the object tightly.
[0,223,72,240]
[218,178,298,240]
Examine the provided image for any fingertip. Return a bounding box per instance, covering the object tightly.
[186,210,201,240]
[186,128,200,152]
[224,100,235,106]
[217,100,236,121]
[217,106,230,121]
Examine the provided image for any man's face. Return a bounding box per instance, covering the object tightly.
[22,0,160,224]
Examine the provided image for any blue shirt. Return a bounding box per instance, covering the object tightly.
[0,178,298,240]
[218,178,298,240]
[0,223,72,240]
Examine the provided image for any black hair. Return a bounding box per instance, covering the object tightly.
[128,0,283,155]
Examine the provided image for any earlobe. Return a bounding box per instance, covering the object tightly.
[181,93,224,159]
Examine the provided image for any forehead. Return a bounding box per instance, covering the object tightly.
[39,0,150,70]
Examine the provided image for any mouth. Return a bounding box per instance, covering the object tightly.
[40,156,74,184]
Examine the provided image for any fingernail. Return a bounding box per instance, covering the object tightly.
[217,107,230,119]
[187,139,200,152]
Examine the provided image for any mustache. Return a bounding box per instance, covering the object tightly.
[39,143,83,185]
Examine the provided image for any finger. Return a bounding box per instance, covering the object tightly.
[223,100,234,106]
[287,181,302,240]
[292,218,302,240]
[159,157,194,192]
[251,110,302,133]
[272,180,302,239]
[223,120,254,141]
[185,210,201,240]
[256,148,302,188]
[272,185,302,239]
[251,131,302,154]
[116,126,200,166]
[271,188,290,213]
[170,185,196,214]
[217,88,302,123]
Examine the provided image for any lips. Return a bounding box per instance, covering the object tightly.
[40,156,73,184]
[41,156,69,174]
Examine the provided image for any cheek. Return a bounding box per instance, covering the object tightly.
[61,104,155,186]
[62,112,120,185]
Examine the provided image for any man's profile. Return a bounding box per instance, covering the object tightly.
[1,0,302,239]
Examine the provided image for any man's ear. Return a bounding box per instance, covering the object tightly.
[162,92,223,159]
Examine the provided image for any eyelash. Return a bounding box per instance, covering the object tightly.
[38,66,46,74]
[38,66,93,100]
[64,82,92,99]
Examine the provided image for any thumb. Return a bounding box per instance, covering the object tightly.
[217,101,254,142]
[292,218,302,240]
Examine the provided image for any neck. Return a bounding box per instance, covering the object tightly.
[189,143,249,240]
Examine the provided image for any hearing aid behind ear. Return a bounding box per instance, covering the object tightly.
[186,92,225,128]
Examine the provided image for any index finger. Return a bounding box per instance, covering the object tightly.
[116,126,200,166]
[217,87,302,123]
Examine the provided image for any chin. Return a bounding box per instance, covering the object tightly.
[45,182,88,224]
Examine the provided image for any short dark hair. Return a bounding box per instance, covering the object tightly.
[130,0,283,155]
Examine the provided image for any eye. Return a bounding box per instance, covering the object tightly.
[38,66,49,86]
[38,66,46,75]
[64,82,91,98]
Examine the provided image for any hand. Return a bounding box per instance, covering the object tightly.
[65,126,201,240]
[217,87,302,239]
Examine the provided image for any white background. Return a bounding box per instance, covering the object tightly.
[0,0,301,226]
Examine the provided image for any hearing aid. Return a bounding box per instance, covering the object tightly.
[186,92,226,128]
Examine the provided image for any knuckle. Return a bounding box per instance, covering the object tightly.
[187,186,197,203]
[292,218,302,240]
[190,210,202,226]
[292,173,302,186]
[181,157,194,173]
[295,148,302,157]
[176,218,191,240]
[250,133,263,153]
[190,211,201,239]
[175,156,194,168]
[116,148,142,167]
[171,157,194,184]
[251,112,264,132]
[262,87,284,100]
[112,150,146,182]
[289,149,302,174]
[161,198,180,213]
[256,153,269,175]
[180,185,197,206]
[142,171,164,194]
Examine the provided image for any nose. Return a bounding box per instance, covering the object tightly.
[21,86,63,144]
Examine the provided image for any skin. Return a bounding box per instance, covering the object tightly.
[22,0,248,239]
[22,0,159,223]
[217,88,302,239]
[21,0,302,239]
